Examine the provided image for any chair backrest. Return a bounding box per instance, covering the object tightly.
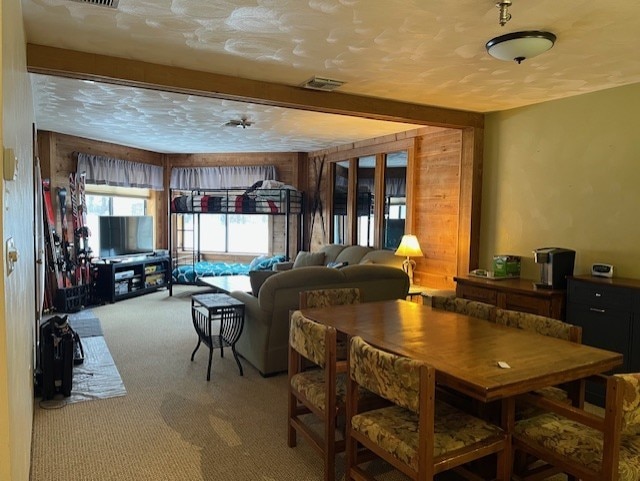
[431,296,496,321]
[299,287,361,309]
[349,335,427,412]
[289,310,335,368]
[616,372,640,435]
[494,308,581,343]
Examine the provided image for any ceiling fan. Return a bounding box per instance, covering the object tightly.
[224,117,253,129]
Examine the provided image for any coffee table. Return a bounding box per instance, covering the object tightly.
[191,293,245,381]
[198,275,251,294]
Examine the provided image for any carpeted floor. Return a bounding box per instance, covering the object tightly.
[30,286,567,481]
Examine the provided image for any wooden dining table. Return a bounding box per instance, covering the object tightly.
[300,299,622,403]
[300,299,623,478]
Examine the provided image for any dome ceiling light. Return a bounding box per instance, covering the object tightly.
[486,31,557,64]
[487,1,557,63]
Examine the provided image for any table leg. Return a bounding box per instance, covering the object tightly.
[500,397,515,481]
[190,338,201,361]
[207,344,213,381]
[231,345,243,376]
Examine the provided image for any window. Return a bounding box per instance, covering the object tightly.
[181,214,269,255]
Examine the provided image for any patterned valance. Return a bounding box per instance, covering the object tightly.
[76,153,164,191]
[170,165,277,190]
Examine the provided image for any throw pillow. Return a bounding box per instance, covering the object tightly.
[249,270,278,296]
[255,254,287,271]
[293,251,326,268]
[249,255,267,271]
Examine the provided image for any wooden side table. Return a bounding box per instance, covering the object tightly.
[454,275,566,320]
[191,293,245,380]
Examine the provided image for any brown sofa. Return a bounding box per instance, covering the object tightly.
[230,264,409,376]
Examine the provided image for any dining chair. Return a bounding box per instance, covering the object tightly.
[494,308,584,408]
[346,335,509,481]
[299,287,361,362]
[288,310,343,481]
[512,372,640,481]
[430,295,496,321]
[299,287,361,309]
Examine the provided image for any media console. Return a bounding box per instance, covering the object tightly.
[93,254,170,303]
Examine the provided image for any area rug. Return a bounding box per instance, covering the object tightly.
[68,309,104,337]
[39,312,127,408]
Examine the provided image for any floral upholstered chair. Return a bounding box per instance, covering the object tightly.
[513,373,640,481]
[494,308,581,343]
[345,335,509,481]
[287,310,343,481]
[299,287,361,361]
[430,296,496,321]
[494,308,583,410]
[299,287,361,309]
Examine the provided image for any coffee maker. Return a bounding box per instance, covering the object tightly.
[533,247,576,289]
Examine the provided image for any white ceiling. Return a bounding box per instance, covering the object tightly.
[23,0,640,154]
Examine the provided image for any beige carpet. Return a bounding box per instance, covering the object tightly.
[30,286,566,481]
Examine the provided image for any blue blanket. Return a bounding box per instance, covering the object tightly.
[172,255,286,284]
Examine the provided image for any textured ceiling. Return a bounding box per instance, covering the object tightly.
[23,0,640,154]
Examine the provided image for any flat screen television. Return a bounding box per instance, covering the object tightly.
[99,215,154,259]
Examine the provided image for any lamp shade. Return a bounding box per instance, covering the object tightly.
[394,235,424,258]
[486,31,556,64]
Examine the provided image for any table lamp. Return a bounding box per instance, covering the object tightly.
[394,234,423,285]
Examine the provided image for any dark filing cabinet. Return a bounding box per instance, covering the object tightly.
[566,275,640,406]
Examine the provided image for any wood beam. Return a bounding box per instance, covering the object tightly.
[27,44,484,130]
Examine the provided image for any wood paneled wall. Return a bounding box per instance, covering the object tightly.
[413,129,463,288]
[37,130,307,258]
[38,127,479,287]
[309,126,475,289]
[37,130,166,245]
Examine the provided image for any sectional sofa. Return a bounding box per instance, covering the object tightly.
[230,263,409,376]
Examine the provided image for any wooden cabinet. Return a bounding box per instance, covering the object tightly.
[566,275,640,405]
[94,255,170,303]
[454,275,566,320]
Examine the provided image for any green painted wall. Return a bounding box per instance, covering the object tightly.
[482,82,640,281]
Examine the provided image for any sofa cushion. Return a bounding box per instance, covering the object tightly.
[335,245,373,265]
[360,249,404,268]
[293,251,326,268]
[249,270,278,296]
[319,244,348,264]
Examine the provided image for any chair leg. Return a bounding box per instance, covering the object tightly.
[287,393,297,448]
[324,409,336,481]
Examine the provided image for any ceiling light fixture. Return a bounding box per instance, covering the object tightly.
[486,31,557,64]
[225,117,253,129]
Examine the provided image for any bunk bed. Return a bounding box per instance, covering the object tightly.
[168,184,304,294]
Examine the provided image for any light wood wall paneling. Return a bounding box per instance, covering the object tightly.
[413,129,463,289]
[459,126,483,275]
[40,130,165,246]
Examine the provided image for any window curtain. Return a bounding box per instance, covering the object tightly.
[170,165,277,190]
[76,153,164,191]
[385,177,406,197]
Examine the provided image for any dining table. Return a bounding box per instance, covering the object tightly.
[300,299,624,478]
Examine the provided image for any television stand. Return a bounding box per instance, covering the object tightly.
[93,254,170,303]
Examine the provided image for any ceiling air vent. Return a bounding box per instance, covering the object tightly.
[68,0,119,8]
[300,76,345,92]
